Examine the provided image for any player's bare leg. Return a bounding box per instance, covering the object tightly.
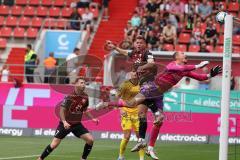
[131,104,148,152]
[37,138,61,160]
[80,133,94,160]
[96,93,146,110]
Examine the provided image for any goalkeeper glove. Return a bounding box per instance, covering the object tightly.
[209,65,222,77]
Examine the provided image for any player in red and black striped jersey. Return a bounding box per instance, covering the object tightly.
[37,78,99,160]
[104,36,162,159]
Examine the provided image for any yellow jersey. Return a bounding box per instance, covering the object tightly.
[118,80,140,114]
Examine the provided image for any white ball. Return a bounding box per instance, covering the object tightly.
[216,12,227,24]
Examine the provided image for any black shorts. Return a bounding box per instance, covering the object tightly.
[54,122,89,139]
[143,99,159,113]
[103,0,109,7]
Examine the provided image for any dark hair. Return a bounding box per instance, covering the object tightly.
[172,51,178,59]
[27,44,32,49]
[73,48,80,53]
[185,77,190,82]
[135,35,146,42]
[75,77,86,83]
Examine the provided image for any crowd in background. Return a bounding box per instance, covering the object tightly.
[120,0,240,52]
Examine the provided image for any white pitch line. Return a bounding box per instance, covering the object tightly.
[0,155,39,160]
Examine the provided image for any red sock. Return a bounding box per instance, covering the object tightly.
[108,99,126,107]
[149,125,162,147]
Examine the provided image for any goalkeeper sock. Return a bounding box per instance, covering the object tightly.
[139,117,147,139]
[119,138,129,158]
[82,143,93,159]
[149,124,161,147]
[138,148,145,160]
[40,144,53,159]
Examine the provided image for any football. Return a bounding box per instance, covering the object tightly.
[216,12,227,24]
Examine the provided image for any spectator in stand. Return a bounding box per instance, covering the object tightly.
[66,48,81,84]
[131,11,141,27]
[184,0,198,30]
[159,0,170,12]
[24,44,38,83]
[70,8,82,30]
[44,52,57,84]
[77,0,91,8]
[0,65,10,82]
[160,20,177,48]
[124,21,133,39]
[169,0,185,23]
[190,20,204,45]
[119,40,133,50]
[82,7,94,32]
[204,20,218,46]
[146,30,159,50]
[145,0,159,13]
[198,0,212,22]
[199,67,210,90]
[145,11,156,26]
[70,0,78,8]
[180,78,196,89]
[138,18,150,37]
[159,12,168,32]
[102,0,109,20]
[198,42,209,52]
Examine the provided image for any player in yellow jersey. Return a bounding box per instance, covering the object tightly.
[117,71,145,160]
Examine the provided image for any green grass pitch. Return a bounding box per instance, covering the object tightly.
[0,136,239,160]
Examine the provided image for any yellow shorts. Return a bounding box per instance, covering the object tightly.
[121,112,139,131]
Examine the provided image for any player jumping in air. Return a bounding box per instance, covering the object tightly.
[97,51,222,157]
[117,71,145,160]
[103,36,164,159]
[37,78,99,160]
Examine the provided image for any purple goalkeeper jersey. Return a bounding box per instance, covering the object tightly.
[155,61,208,92]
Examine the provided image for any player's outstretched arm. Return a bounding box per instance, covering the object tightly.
[105,40,128,56]
[85,111,99,125]
[187,65,222,81]
[167,61,209,72]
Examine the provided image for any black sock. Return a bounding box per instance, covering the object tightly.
[82,143,93,159]
[40,144,53,159]
[139,117,147,139]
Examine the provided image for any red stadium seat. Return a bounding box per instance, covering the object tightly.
[11,6,23,16]
[36,6,49,17]
[215,46,223,53]
[5,16,18,27]
[218,35,224,45]
[66,0,74,7]
[175,44,187,52]
[163,44,174,51]
[57,18,68,29]
[0,5,10,16]
[233,46,240,53]
[61,7,73,18]
[228,2,239,12]
[188,45,200,52]
[0,38,7,49]
[44,18,56,28]
[0,16,5,26]
[26,28,38,39]
[23,6,36,17]
[206,45,214,52]
[19,16,31,27]
[15,0,28,5]
[49,7,61,18]
[53,0,65,7]
[28,0,40,6]
[0,27,12,38]
[233,35,240,45]
[178,33,190,44]
[32,17,43,28]
[41,0,53,7]
[13,27,25,38]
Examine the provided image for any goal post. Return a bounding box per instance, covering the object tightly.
[219,14,233,160]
